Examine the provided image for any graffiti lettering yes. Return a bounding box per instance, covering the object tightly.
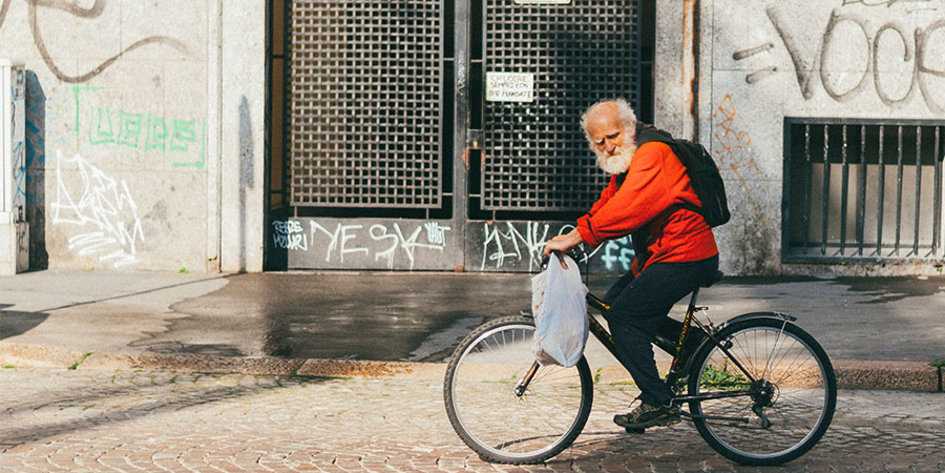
[370,224,448,269]
[271,220,450,269]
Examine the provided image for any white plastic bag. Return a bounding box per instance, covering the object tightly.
[531,253,589,367]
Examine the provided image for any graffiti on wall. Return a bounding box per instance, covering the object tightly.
[479,221,635,272]
[480,221,553,271]
[11,142,26,212]
[741,1,945,113]
[272,220,451,270]
[0,0,189,84]
[73,86,206,169]
[712,93,772,221]
[0,0,10,28]
[24,72,52,175]
[1,0,189,82]
[272,219,637,272]
[711,92,781,272]
[51,151,145,268]
[0,1,199,270]
[712,94,757,174]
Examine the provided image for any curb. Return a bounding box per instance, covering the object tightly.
[1,342,941,392]
[831,360,942,393]
[0,342,446,380]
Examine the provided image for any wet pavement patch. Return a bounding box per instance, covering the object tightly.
[159,273,538,362]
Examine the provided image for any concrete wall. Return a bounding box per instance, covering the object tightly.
[0,0,266,273]
[658,0,945,276]
[3,0,941,276]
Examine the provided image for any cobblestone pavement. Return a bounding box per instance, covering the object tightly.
[1,368,943,473]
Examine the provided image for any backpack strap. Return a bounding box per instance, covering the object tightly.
[631,123,709,222]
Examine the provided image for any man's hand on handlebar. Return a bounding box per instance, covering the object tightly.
[542,229,585,257]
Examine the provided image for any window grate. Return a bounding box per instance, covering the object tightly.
[784,119,945,262]
[479,0,642,212]
[286,0,444,209]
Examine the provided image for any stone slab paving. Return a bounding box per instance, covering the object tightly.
[1,367,943,473]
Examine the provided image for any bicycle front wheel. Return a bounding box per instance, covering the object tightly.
[687,317,836,466]
[443,316,593,464]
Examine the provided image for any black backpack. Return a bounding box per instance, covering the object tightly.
[622,124,731,228]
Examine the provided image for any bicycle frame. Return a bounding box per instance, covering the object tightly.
[584,289,757,398]
[515,286,777,416]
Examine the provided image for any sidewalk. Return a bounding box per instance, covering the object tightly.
[1,269,943,391]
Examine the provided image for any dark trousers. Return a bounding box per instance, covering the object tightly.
[601,255,719,407]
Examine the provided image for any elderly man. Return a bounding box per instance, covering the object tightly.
[543,98,719,429]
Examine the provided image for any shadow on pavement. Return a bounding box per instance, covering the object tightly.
[0,371,329,447]
[0,305,49,341]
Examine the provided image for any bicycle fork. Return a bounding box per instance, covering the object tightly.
[514,361,540,397]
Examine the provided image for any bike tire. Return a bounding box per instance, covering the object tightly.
[687,317,836,466]
[443,315,593,464]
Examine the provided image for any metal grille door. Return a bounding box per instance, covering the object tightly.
[478,0,642,212]
[287,0,445,210]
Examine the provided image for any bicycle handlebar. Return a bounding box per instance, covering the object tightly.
[540,245,589,272]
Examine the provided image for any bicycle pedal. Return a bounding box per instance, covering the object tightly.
[625,427,646,434]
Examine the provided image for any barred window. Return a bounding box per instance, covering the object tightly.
[783,119,944,262]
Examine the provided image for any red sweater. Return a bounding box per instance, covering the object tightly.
[576,141,718,274]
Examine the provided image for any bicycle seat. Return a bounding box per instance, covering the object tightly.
[701,271,723,288]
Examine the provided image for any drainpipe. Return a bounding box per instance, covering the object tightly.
[682,0,699,142]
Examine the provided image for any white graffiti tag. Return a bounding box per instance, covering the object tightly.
[424,222,451,245]
[309,222,370,263]
[372,223,447,269]
[480,221,552,271]
[51,151,145,268]
[480,221,635,271]
[270,220,450,269]
[272,220,308,251]
[600,236,634,272]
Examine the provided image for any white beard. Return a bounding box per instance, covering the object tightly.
[595,141,638,175]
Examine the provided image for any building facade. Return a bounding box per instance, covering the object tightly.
[0,0,942,276]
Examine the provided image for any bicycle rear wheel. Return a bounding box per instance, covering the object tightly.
[443,316,593,464]
[687,317,836,466]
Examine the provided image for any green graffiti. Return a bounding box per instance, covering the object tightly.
[170,119,196,152]
[73,85,206,170]
[89,106,114,145]
[117,111,144,148]
[146,113,167,151]
[170,119,206,170]
[74,85,111,134]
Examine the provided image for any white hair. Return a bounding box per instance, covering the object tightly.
[580,98,639,175]
[579,98,637,144]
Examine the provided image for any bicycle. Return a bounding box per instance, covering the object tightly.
[443,253,837,466]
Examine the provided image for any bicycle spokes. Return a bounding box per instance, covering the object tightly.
[443,317,594,464]
[687,318,836,466]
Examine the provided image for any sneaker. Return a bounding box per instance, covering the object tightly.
[613,402,681,429]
